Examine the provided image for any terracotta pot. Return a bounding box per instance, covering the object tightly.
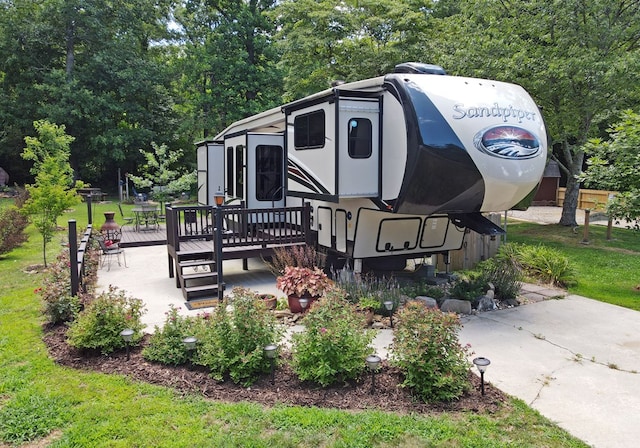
[287,294,318,314]
[260,294,277,310]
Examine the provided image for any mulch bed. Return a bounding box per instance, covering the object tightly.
[43,324,508,416]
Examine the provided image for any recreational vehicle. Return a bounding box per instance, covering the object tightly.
[197,63,547,271]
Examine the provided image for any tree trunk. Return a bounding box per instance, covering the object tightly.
[560,175,580,227]
[557,145,585,227]
[66,20,75,81]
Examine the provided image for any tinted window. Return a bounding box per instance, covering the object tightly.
[294,110,325,149]
[226,146,234,197]
[255,145,284,201]
[348,118,372,158]
[235,145,244,198]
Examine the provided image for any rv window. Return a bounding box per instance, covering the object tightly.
[235,145,244,198]
[348,118,372,158]
[255,145,284,201]
[226,146,234,197]
[294,110,325,149]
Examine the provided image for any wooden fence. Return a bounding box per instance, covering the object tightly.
[436,213,502,272]
[557,188,617,210]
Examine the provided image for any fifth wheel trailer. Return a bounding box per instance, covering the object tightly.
[197,63,547,271]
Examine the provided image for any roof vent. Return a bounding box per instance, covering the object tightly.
[393,62,446,75]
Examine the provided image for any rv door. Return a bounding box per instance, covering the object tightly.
[338,98,380,197]
[246,133,286,209]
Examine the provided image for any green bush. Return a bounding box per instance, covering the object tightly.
[477,243,523,301]
[66,286,146,354]
[38,251,80,324]
[37,232,100,324]
[142,304,207,365]
[0,205,28,255]
[516,244,577,287]
[196,287,283,386]
[391,302,471,402]
[290,291,375,387]
[448,273,486,302]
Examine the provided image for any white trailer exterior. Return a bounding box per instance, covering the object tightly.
[200,63,547,270]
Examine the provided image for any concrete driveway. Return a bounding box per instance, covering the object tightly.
[98,244,640,448]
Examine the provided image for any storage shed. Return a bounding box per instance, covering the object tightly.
[532,160,560,205]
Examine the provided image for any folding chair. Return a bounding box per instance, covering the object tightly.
[97,236,127,271]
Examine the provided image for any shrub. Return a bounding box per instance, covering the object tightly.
[448,273,486,302]
[0,205,28,255]
[263,245,325,276]
[290,291,375,387]
[38,237,99,324]
[477,243,523,301]
[195,287,283,386]
[391,302,471,402]
[142,304,207,365]
[516,244,577,287]
[66,286,146,355]
[333,268,403,311]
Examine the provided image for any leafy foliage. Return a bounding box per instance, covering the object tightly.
[195,287,283,386]
[66,286,146,355]
[127,142,196,203]
[582,110,640,227]
[143,304,208,366]
[37,232,99,324]
[0,204,28,255]
[515,244,577,287]
[477,244,523,301]
[290,291,375,387]
[391,302,471,402]
[263,244,326,276]
[276,266,334,297]
[21,120,82,266]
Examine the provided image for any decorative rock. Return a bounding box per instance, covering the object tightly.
[503,298,520,307]
[484,289,495,300]
[371,322,385,330]
[414,296,438,309]
[477,295,497,312]
[440,298,472,315]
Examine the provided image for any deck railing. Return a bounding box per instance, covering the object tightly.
[69,220,93,296]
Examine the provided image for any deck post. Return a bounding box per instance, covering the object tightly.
[215,205,225,300]
[69,220,79,296]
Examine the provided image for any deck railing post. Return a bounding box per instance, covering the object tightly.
[215,205,225,300]
[69,220,79,296]
[86,194,93,225]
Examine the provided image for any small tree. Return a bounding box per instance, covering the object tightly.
[582,110,640,228]
[127,142,196,205]
[21,120,81,266]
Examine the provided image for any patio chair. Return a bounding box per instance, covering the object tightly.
[117,203,134,228]
[97,236,127,271]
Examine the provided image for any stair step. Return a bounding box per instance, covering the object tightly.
[183,283,223,300]
[181,271,218,282]
[178,259,216,268]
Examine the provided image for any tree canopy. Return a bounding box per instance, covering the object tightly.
[1,0,639,228]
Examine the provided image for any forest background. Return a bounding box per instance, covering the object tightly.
[2,0,640,226]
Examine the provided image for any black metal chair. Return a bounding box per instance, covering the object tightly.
[97,235,127,271]
[117,203,135,228]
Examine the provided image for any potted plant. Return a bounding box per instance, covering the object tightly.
[358,295,380,326]
[258,293,277,310]
[276,266,333,313]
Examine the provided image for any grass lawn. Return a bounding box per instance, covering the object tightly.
[0,198,591,446]
[507,220,640,311]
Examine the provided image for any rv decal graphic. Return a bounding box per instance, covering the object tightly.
[452,103,537,124]
[288,159,330,194]
[473,125,541,160]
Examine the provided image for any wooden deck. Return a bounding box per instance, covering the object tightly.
[118,224,167,248]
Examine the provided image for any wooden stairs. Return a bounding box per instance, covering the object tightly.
[175,257,223,301]
[166,203,312,303]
